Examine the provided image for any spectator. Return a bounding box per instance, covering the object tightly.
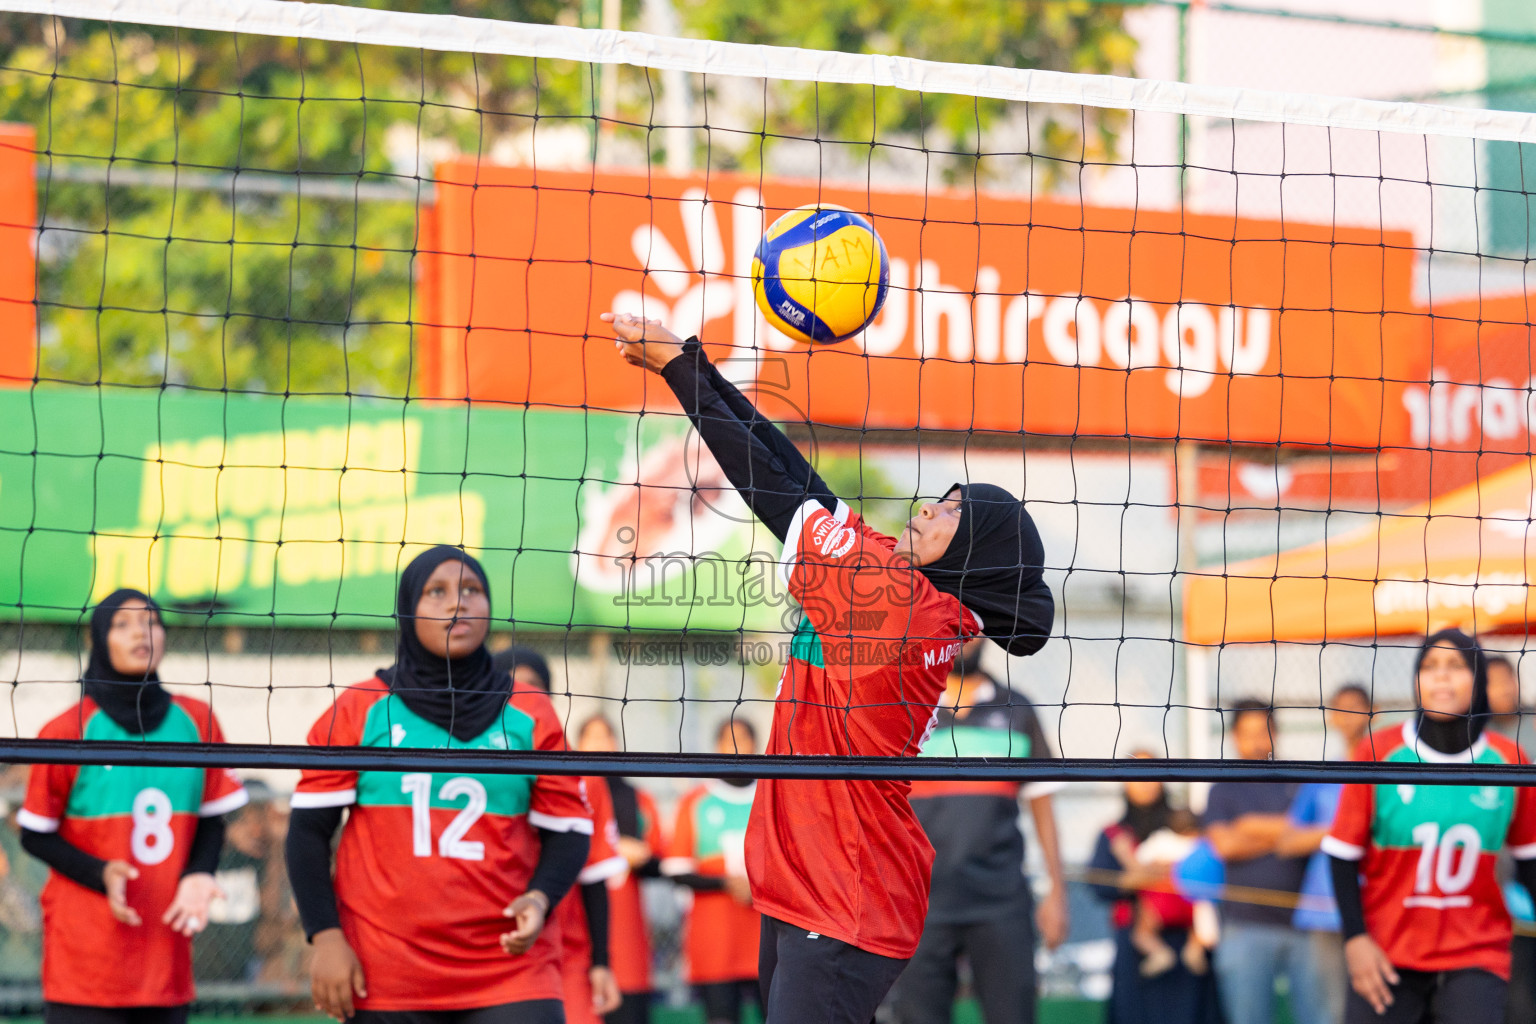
[1088,755,1219,1024]
[1275,684,1374,1024]
[195,780,278,983]
[892,642,1068,1024]
[1204,700,1328,1024]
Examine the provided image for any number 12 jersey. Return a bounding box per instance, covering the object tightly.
[1322,722,1536,978]
[292,679,595,1010]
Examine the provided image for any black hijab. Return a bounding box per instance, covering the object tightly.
[491,645,551,692]
[377,545,508,742]
[1412,628,1490,756]
[1120,787,1175,843]
[919,483,1055,657]
[83,588,172,735]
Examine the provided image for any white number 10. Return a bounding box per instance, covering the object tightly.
[1410,821,1481,895]
[401,774,487,861]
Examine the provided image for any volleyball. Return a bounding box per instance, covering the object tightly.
[751,205,889,344]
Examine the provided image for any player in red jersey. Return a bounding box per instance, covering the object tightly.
[284,547,595,1024]
[606,313,1055,1024]
[665,719,763,1024]
[551,774,626,1024]
[1323,629,1536,1024]
[575,715,665,1024]
[488,649,628,1024]
[19,589,248,1024]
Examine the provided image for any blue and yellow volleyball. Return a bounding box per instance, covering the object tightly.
[751,205,889,345]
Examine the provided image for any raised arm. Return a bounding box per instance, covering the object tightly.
[605,312,835,541]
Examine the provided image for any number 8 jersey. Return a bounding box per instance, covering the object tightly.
[20,696,248,1007]
[291,679,595,1011]
[1322,722,1536,978]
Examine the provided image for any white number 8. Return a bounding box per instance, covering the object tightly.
[131,787,175,866]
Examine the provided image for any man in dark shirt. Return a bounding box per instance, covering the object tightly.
[1204,700,1326,1024]
[891,644,1068,1024]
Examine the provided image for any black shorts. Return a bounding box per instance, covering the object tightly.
[1344,967,1505,1024]
[605,993,651,1024]
[758,915,908,1024]
[44,1005,189,1024]
[698,979,761,1024]
[349,1000,564,1024]
[891,905,1038,1024]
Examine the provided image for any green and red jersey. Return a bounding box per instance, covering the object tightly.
[554,774,626,1024]
[1322,722,1536,979]
[666,781,760,984]
[291,679,594,1011]
[21,697,247,1007]
[747,500,981,959]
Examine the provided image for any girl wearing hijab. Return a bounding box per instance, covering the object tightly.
[19,589,248,1024]
[1324,629,1536,1024]
[284,546,596,1024]
[604,312,1055,1024]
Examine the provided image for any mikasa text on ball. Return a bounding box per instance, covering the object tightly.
[751,205,889,344]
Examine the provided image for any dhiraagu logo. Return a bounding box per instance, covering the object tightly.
[88,417,485,603]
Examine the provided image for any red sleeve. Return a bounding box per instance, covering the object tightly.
[516,686,595,835]
[290,686,376,810]
[179,700,248,817]
[18,709,84,833]
[662,789,700,876]
[1321,734,1384,862]
[578,776,626,884]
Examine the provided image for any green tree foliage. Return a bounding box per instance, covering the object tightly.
[0,11,593,395]
[0,0,1131,394]
[675,0,1137,178]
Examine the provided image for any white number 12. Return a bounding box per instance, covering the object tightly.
[401,774,487,861]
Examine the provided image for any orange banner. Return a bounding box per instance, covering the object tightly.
[417,162,1448,449]
[0,124,35,387]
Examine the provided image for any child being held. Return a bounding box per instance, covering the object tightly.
[1109,808,1212,978]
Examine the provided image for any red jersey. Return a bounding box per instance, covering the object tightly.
[746,500,981,959]
[608,784,663,994]
[1322,723,1536,978]
[291,680,594,1011]
[556,775,626,1024]
[667,781,761,983]
[21,697,247,1006]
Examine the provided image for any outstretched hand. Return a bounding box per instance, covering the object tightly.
[602,312,685,374]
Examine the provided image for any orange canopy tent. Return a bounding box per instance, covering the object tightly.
[1184,457,1536,645]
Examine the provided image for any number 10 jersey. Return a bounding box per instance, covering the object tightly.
[292,679,595,1011]
[1322,722,1536,978]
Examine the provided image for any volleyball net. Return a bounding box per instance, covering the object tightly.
[1,0,1535,783]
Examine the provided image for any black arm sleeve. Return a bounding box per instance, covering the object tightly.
[1329,855,1366,940]
[526,828,590,910]
[659,340,835,541]
[20,828,106,894]
[1516,859,1536,925]
[670,872,726,893]
[285,806,345,940]
[634,856,662,879]
[182,815,226,877]
[694,341,834,500]
[580,881,610,968]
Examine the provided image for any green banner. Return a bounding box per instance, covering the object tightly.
[0,387,785,631]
